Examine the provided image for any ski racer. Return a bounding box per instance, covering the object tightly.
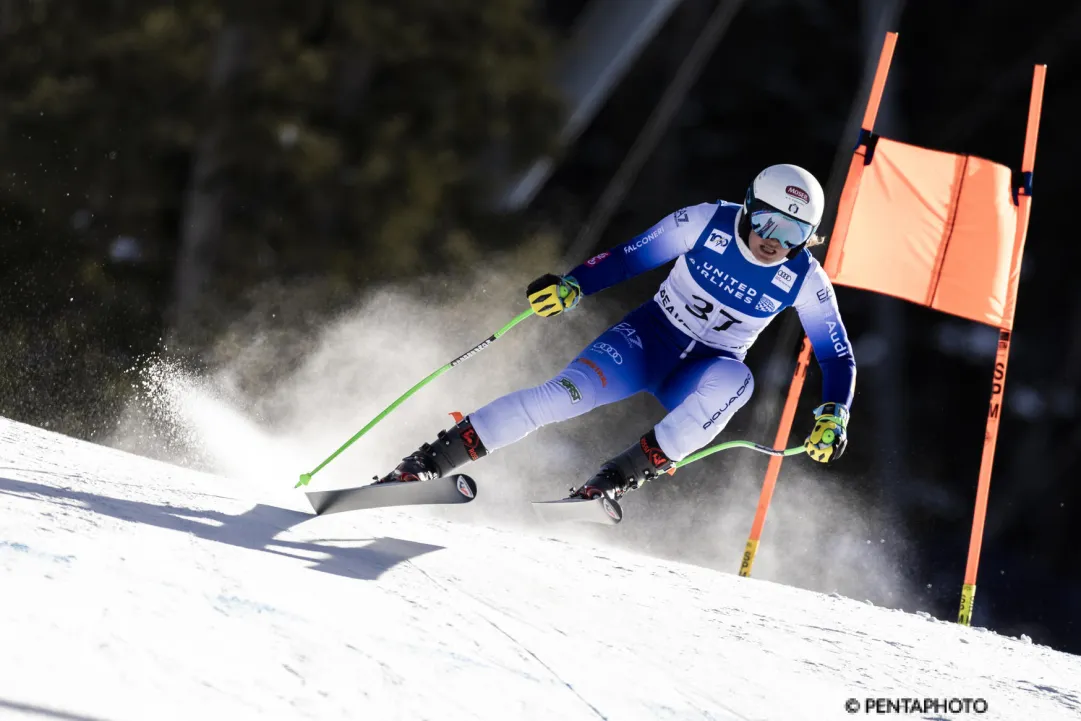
[377,164,856,501]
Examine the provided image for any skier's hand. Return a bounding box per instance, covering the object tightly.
[527,274,581,317]
[804,402,848,463]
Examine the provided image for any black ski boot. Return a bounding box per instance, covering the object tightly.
[571,430,675,500]
[376,417,488,484]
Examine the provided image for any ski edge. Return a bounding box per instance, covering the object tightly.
[531,496,623,525]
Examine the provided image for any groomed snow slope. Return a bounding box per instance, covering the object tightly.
[1,416,1079,721]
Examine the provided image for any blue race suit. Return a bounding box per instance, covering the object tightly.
[469,200,856,461]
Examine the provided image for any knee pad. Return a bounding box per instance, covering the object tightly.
[697,369,754,432]
[540,367,597,415]
[655,361,755,460]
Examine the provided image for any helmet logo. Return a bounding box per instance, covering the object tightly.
[785,185,810,203]
[788,203,800,214]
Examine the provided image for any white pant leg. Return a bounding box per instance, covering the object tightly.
[653,358,755,461]
[469,366,599,452]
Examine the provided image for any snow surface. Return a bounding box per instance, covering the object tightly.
[1,416,1079,721]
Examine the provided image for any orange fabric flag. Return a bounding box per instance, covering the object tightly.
[829,137,1021,329]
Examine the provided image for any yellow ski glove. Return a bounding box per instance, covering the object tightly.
[526,274,581,317]
[804,402,849,463]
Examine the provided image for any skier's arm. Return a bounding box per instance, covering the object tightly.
[566,203,717,296]
[792,262,856,410]
[792,263,855,463]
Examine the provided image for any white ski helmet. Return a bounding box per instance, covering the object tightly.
[743,164,825,249]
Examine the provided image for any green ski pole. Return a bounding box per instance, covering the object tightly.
[674,440,806,470]
[296,308,535,488]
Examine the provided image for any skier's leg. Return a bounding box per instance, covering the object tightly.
[652,355,755,461]
[570,355,755,500]
[378,308,664,483]
[468,324,654,451]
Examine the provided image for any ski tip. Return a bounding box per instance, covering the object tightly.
[448,474,478,501]
[601,496,622,523]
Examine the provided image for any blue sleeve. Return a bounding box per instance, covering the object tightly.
[792,261,856,411]
[566,203,717,295]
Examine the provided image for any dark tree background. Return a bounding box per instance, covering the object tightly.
[2,1,1078,653]
[0,0,562,433]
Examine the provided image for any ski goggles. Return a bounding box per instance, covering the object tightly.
[746,200,815,249]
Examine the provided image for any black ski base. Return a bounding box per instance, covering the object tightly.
[306,474,477,516]
[532,495,623,525]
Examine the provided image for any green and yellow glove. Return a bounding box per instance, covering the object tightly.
[526,274,581,317]
[804,402,849,463]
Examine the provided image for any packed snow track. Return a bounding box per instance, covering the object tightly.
[1,418,1078,720]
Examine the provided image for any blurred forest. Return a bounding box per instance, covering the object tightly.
[2,0,1079,654]
[0,0,563,435]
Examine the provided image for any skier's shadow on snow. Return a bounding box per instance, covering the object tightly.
[0,476,444,582]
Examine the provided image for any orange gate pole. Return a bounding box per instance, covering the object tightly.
[739,31,898,577]
[958,64,1045,625]
[739,337,812,575]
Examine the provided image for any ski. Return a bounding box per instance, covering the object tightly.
[306,474,477,516]
[531,495,623,526]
